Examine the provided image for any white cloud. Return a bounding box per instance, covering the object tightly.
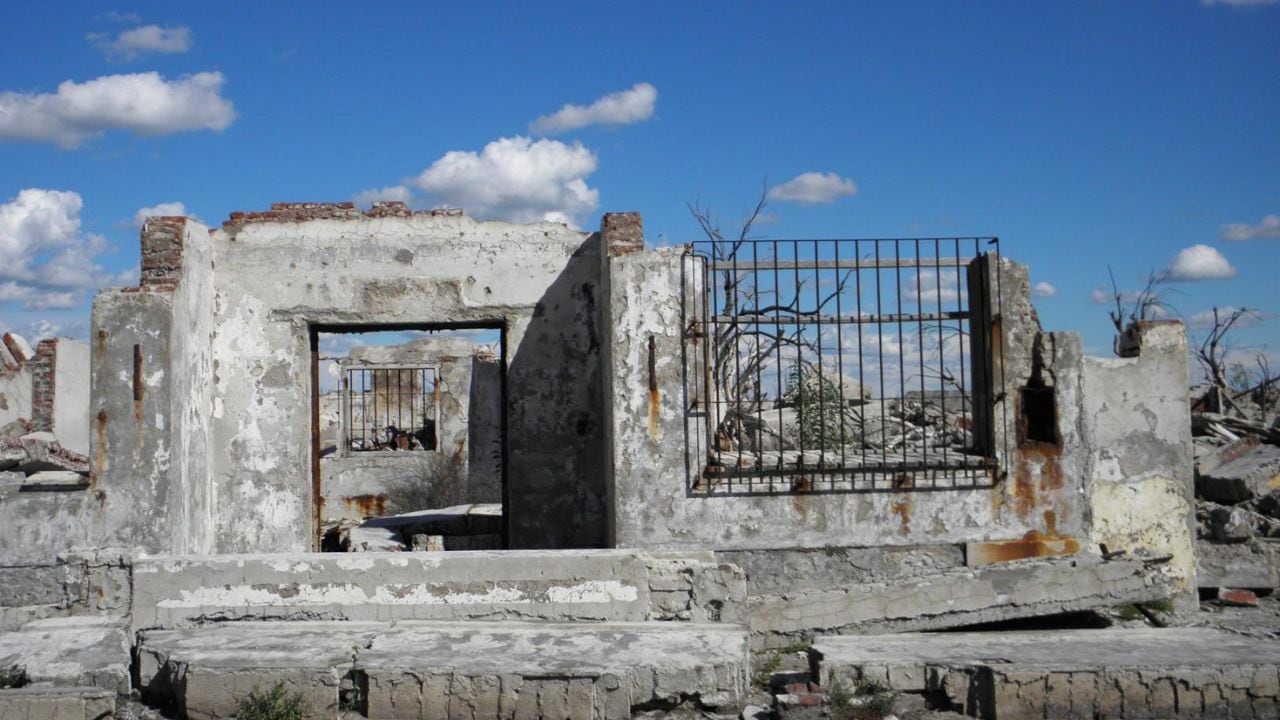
[767,172,858,204]
[409,136,599,226]
[1090,286,1112,304]
[0,189,125,312]
[1167,244,1237,280]
[91,24,192,60]
[0,72,235,148]
[131,201,197,229]
[1221,213,1280,242]
[352,185,415,209]
[904,269,964,305]
[1032,281,1057,298]
[530,83,657,135]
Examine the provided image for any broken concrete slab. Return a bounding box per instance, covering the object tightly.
[0,686,115,720]
[813,627,1280,719]
[358,502,502,538]
[1197,444,1280,505]
[0,432,90,474]
[137,620,749,720]
[18,470,89,491]
[1197,539,1280,589]
[137,621,381,720]
[749,556,1169,648]
[0,616,130,694]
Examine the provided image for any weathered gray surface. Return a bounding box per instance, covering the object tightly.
[814,627,1280,719]
[0,616,130,694]
[716,545,964,596]
[1082,321,1198,610]
[131,550,745,630]
[0,548,130,628]
[1199,445,1280,505]
[0,686,114,720]
[1197,539,1280,589]
[749,556,1169,648]
[138,620,749,719]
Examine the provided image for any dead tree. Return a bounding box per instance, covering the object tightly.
[1194,306,1259,418]
[690,189,851,452]
[1107,267,1172,356]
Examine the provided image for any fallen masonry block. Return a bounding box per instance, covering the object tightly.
[0,433,90,474]
[137,620,750,720]
[1197,539,1280,590]
[1197,444,1280,505]
[813,628,1280,720]
[0,686,115,720]
[0,616,130,694]
[749,555,1169,648]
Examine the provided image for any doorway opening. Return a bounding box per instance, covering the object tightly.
[310,321,507,551]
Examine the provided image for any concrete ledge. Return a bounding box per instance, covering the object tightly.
[0,686,114,720]
[0,616,130,694]
[749,555,1169,647]
[814,628,1280,719]
[138,620,750,719]
[132,550,745,630]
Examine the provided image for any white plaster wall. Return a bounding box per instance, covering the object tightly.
[0,367,32,431]
[208,214,605,552]
[1081,321,1196,609]
[52,340,90,456]
[169,222,217,554]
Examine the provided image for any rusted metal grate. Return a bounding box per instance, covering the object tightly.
[683,237,1004,496]
[343,365,440,452]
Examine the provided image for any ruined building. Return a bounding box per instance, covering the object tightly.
[2,202,1277,719]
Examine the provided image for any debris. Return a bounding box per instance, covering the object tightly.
[1217,588,1260,607]
[1195,443,1280,505]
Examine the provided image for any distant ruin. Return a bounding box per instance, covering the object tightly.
[2,202,1277,719]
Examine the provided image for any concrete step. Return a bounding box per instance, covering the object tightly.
[750,555,1170,649]
[137,619,750,719]
[0,616,130,695]
[0,686,115,720]
[813,627,1280,719]
[132,550,745,630]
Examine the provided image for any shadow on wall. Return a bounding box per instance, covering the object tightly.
[466,354,503,504]
[506,237,607,549]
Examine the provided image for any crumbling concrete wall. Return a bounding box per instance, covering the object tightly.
[1082,320,1197,609]
[90,218,216,555]
[606,250,1090,550]
[92,203,608,554]
[0,336,90,455]
[606,245,1194,591]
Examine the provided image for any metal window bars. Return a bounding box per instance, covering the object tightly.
[343,365,440,453]
[682,237,1004,496]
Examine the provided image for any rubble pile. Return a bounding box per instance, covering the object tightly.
[718,396,980,476]
[1192,388,1280,601]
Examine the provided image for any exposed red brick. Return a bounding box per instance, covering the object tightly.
[140,217,188,291]
[29,339,56,433]
[222,202,463,230]
[1218,588,1259,607]
[600,212,644,256]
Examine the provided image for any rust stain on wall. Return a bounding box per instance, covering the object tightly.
[343,494,388,517]
[93,409,108,484]
[647,336,660,441]
[890,500,912,536]
[969,530,1080,566]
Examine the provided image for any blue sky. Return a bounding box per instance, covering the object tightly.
[0,1,1277,371]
